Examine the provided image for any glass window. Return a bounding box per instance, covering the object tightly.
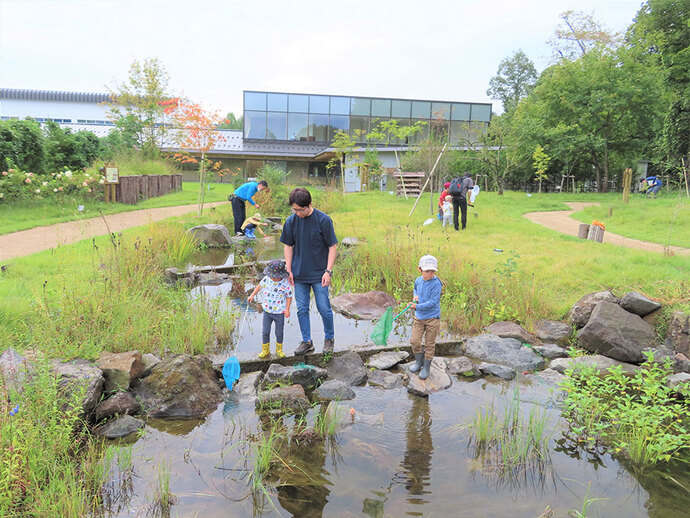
[451,103,471,121]
[330,96,350,115]
[309,113,329,141]
[450,120,472,144]
[266,112,287,140]
[288,113,309,141]
[309,95,329,114]
[391,119,410,145]
[471,104,492,122]
[289,94,309,112]
[351,98,371,116]
[329,115,350,140]
[267,93,288,111]
[411,101,431,119]
[409,119,429,144]
[432,102,451,120]
[244,110,266,139]
[371,99,391,117]
[391,100,411,118]
[244,92,266,111]
[350,115,369,135]
[430,118,449,141]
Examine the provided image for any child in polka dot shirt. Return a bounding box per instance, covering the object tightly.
[248,259,292,358]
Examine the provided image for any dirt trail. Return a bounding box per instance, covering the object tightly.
[0,202,226,262]
[524,202,690,256]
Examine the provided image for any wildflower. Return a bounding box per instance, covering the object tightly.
[53,188,58,192]
[35,189,41,194]
[99,179,104,184]
[82,181,88,187]
[1,171,7,176]
[42,181,48,186]
[8,169,14,173]
[10,404,19,416]
[25,178,32,183]
[0,193,4,198]
[58,187,63,191]
[88,188,92,193]
[64,170,73,178]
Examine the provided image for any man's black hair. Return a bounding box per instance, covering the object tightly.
[289,187,312,207]
[258,180,268,188]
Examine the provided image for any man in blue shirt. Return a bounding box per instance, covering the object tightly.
[643,176,662,198]
[280,187,338,355]
[230,179,268,235]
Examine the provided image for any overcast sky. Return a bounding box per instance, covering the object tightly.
[1,0,644,115]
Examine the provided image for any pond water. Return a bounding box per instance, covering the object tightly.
[101,376,690,517]
[98,242,690,517]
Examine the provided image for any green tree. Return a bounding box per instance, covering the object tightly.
[630,0,690,174]
[512,48,665,191]
[43,122,101,172]
[486,49,538,113]
[328,129,364,193]
[218,113,243,130]
[367,119,427,171]
[548,10,621,61]
[0,119,45,173]
[532,144,551,193]
[106,57,173,157]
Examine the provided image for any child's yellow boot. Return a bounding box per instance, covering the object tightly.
[258,343,270,359]
[276,342,286,358]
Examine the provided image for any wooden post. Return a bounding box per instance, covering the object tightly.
[622,168,632,203]
[578,224,590,239]
[682,157,690,198]
[587,224,605,243]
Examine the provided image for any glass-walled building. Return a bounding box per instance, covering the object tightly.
[243,91,491,145]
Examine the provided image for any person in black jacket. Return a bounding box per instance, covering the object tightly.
[450,172,474,231]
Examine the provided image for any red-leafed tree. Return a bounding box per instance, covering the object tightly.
[162,99,227,215]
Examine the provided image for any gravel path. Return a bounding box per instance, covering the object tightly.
[524,202,690,256]
[0,202,226,262]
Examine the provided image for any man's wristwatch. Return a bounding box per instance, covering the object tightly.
[324,269,332,275]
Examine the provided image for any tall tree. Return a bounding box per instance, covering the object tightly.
[549,10,621,61]
[630,0,690,171]
[106,57,173,157]
[486,49,538,113]
[218,113,243,130]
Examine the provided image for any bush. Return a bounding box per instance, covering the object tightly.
[0,119,45,174]
[0,167,102,203]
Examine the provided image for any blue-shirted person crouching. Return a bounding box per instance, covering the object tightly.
[280,187,338,355]
[230,179,268,235]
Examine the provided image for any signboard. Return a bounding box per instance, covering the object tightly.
[105,167,119,184]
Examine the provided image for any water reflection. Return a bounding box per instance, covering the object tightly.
[399,396,433,511]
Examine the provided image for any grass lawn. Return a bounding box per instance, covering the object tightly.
[0,181,236,235]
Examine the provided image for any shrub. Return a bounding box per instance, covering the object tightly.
[0,167,102,203]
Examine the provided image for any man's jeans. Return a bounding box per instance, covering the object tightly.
[294,281,334,342]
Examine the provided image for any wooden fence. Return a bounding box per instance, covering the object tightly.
[114,174,183,204]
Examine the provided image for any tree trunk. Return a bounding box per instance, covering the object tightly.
[592,153,602,192]
[602,144,609,193]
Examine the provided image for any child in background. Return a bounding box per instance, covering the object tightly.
[442,195,453,229]
[247,259,292,358]
[242,213,268,239]
[438,182,451,220]
[409,255,442,380]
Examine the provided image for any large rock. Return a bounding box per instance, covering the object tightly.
[187,224,232,247]
[97,351,145,394]
[620,291,661,316]
[464,334,546,371]
[324,401,384,431]
[532,343,569,360]
[52,359,104,414]
[94,415,145,439]
[330,291,397,320]
[0,348,31,393]
[577,302,656,363]
[314,379,356,401]
[93,391,141,422]
[667,373,690,389]
[256,384,310,414]
[141,353,160,377]
[569,291,619,328]
[367,351,409,370]
[401,358,452,396]
[197,272,232,286]
[535,320,572,346]
[478,362,516,380]
[233,371,264,399]
[446,356,480,377]
[326,351,368,386]
[133,354,223,418]
[264,363,327,390]
[341,237,363,247]
[550,355,640,377]
[666,311,690,356]
[485,321,538,345]
[522,369,567,408]
[367,369,404,389]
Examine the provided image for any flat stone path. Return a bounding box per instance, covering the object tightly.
[0,202,226,261]
[524,202,690,256]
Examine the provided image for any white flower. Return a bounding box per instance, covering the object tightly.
[35,189,41,194]
[64,170,73,178]
[0,193,4,198]
[53,188,58,192]
[42,181,48,186]
[99,179,105,184]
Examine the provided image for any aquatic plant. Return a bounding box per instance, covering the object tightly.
[464,387,552,485]
[560,352,690,466]
[149,459,176,515]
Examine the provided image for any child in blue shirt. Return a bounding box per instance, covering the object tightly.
[248,260,292,358]
[409,254,442,380]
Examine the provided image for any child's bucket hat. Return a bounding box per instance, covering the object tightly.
[263,259,288,279]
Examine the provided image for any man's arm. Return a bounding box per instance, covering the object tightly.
[322,244,337,287]
[284,244,294,285]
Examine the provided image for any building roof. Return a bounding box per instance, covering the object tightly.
[1,88,112,104]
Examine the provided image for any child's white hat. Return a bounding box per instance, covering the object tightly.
[418,254,438,271]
